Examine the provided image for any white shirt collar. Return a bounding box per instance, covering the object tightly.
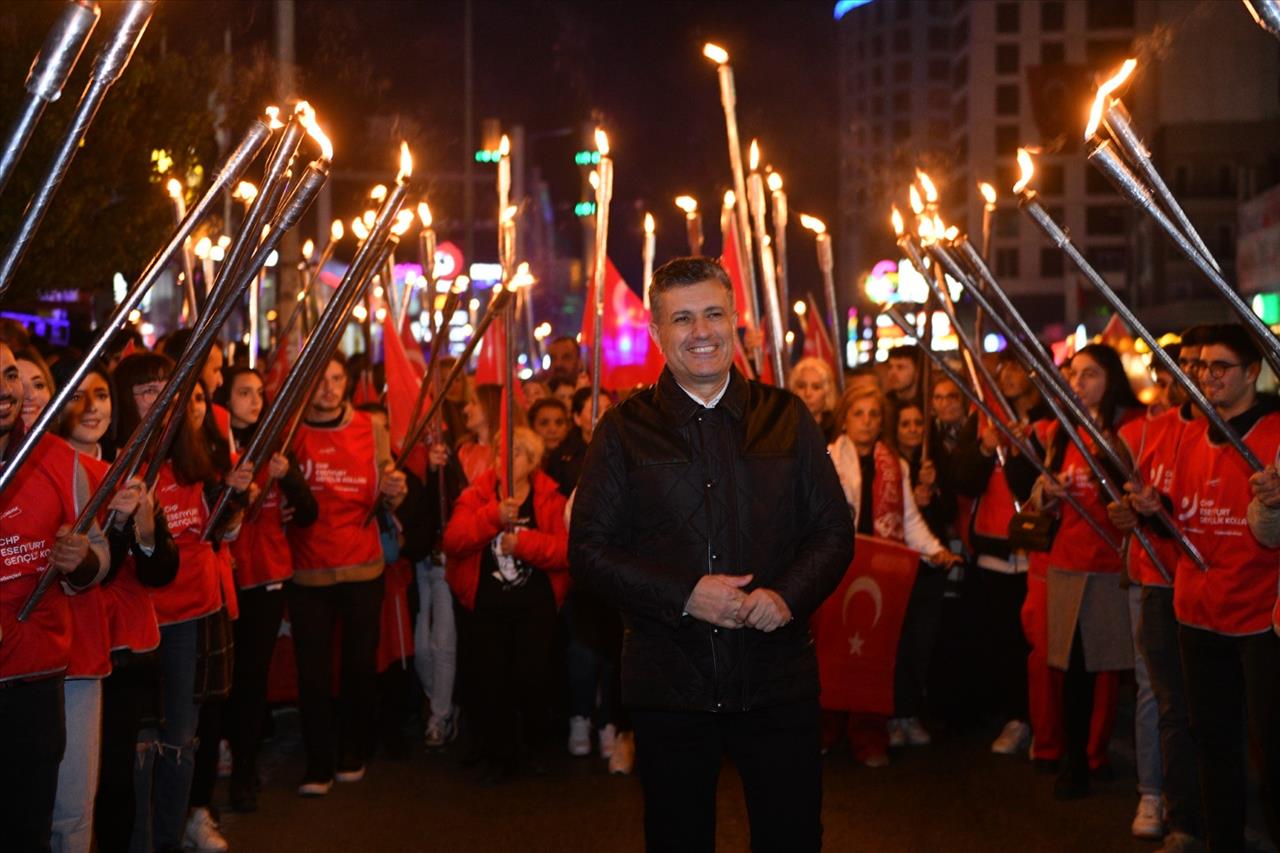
[677,374,731,409]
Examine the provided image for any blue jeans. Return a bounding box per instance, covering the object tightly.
[413,559,457,725]
[51,678,103,853]
[1129,585,1161,798]
[132,620,200,853]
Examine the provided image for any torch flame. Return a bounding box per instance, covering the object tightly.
[498,134,510,158]
[452,275,470,295]
[890,206,904,237]
[703,42,729,65]
[1085,57,1137,140]
[362,209,376,228]
[979,182,997,206]
[233,181,258,204]
[944,226,959,241]
[510,262,536,290]
[397,141,413,183]
[351,218,369,241]
[675,195,698,215]
[595,128,609,157]
[392,209,414,236]
[723,189,735,208]
[302,239,315,260]
[330,219,344,241]
[264,106,283,130]
[767,171,783,193]
[794,300,806,316]
[417,201,432,228]
[799,214,826,234]
[932,215,945,237]
[916,170,938,204]
[918,216,935,244]
[908,185,924,215]
[1013,147,1036,194]
[589,170,600,190]
[295,101,334,161]
[644,212,655,234]
[166,178,183,200]
[501,205,518,224]
[194,236,211,259]
[749,139,760,171]
[370,184,387,203]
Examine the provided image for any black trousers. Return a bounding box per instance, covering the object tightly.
[978,568,1029,722]
[1137,587,1202,839]
[466,574,556,765]
[94,651,161,853]
[1178,625,1280,852]
[0,676,65,853]
[287,576,384,781]
[189,700,223,809]
[631,700,822,853]
[227,584,286,787]
[1062,627,1095,779]
[893,563,947,719]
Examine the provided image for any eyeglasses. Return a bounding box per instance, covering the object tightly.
[132,383,164,400]
[1193,360,1243,379]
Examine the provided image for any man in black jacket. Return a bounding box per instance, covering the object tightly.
[570,257,852,853]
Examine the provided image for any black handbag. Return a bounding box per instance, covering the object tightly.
[1006,509,1060,552]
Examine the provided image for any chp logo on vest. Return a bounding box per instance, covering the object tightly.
[301,458,314,481]
[1,505,20,522]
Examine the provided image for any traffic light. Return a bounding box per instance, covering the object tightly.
[574,201,597,217]
[573,150,602,166]
[475,149,501,163]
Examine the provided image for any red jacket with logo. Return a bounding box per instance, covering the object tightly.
[151,462,224,625]
[1168,409,1280,635]
[442,468,570,611]
[1039,421,1126,575]
[0,433,100,682]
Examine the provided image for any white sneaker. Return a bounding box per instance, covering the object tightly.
[887,719,906,748]
[183,806,229,852]
[991,720,1032,755]
[424,715,456,750]
[1132,794,1165,840]
[902,717,931,746]
[297,778,333,797]
[568,716,591,757]
[598,724,617,759]
[608,731,635,775]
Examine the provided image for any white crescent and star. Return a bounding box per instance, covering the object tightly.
[841,575,884,657]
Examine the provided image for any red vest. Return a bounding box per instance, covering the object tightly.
[1170,412,1280,636]
[151,462,224,625]
[83,449,161,654]
[0,434,81,682]
[1118,408,1191,588]
[288,410,383,576]
[1041,421,1125,575]
[230,470,293,589]
[973,466,1018,541]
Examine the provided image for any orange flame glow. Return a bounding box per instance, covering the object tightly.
[350,218,369,241]
[908,185,924,215]
[723,190,735,208]
[264,106,283,130]
[392,209,414,236]
[799,214,826,235]
[1013,147,1036,194]
[498,134,510,158]
[1085,57,1137,140]
[890,206,904,237]
[767,171,783,193]
[595,128,609,157]
[979,182,997,206]
[397,141,413,183]
[916,170,938,204]
[644,212,655,234]
[330,219,344,241]
[370,184,387,203]
[417,202,432,229]
[295,102,333,161]
[749,139,760,172]
[702,43,729,65]
[166,178,183,201]
[675,195,698,215]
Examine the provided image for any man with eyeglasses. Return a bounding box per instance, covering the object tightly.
[1115,323,1280,851]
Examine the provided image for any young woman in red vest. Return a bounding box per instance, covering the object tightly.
[115,353,251,852]
[0,342,109,852]
[1022,343,1139,801]
[825,384,959,768]
[456,383,508,484]
[1120,324,1280,850]
[216,365,318,813]
[287,353,405,796]
[444,426,570,785]
[48,358,180,853]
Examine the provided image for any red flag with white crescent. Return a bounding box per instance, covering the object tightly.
[580,258,665,390]
[381,309,425,454]
[814,534,920,715]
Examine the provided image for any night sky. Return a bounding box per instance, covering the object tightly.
[151,0,840,300]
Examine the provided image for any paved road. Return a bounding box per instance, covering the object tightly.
[218,710,1174,853]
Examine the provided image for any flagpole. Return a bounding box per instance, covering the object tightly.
[589,129,614,426]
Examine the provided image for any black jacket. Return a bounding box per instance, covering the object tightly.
[569,368,853,713]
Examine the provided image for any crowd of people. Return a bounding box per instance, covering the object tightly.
[0,255,1277,853]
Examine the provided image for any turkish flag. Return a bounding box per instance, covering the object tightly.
[473,308,506,386]
[814,534,920,715]
[800,296,839,377]
[720,216,756,330]
[382,309,425,454]
[580,258,665,391]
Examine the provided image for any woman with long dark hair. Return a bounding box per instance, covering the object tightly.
[1023,343,1140,800]
[45,359,179,853]
[215,366,317,813]
[115,353,251,852]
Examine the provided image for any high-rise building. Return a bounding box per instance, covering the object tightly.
[837,0,1280,340]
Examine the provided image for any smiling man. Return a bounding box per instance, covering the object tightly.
[569,257,852,852]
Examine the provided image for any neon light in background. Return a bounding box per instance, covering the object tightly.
[834,0,876,21]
